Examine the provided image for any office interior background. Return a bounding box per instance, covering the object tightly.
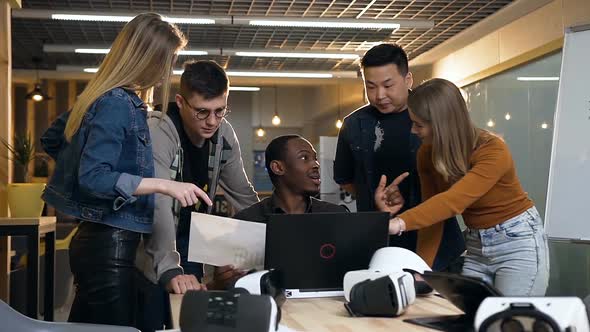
[1,0,589,319]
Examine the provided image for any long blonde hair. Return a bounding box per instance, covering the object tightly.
[408,78,480,183]
[65,13,187,141]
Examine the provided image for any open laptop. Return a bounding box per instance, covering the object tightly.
[404,271,503,332]
[264,212,390,299]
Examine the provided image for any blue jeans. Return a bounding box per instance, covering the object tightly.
[462,206,549,296]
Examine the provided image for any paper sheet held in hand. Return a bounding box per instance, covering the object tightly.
[188,212,266,270]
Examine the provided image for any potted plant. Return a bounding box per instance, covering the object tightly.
[1,134,47,218]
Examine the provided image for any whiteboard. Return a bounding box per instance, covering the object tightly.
[545,25,590,240]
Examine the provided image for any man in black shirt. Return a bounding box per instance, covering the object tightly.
[334,44,465,271]
[219,135,407,290]
[373,109,414,219]
[206,135,347,290]
[235,135,348,223]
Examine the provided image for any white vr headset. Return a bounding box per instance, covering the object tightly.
[474,297,590,332]
[368,247,432,274]
[234,270,286,307]
[344,247,432,300]
[343,247,432,317]
[344,271,416,317]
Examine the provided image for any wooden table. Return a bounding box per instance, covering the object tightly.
[0,217,56,321]
[169,293,462,331]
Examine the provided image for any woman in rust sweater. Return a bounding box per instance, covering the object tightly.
[380,78,549,296]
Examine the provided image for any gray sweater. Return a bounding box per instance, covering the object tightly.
[136,110,259,286]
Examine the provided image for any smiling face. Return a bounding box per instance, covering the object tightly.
[274,137,321,195]
[409,110,433,143]
[363,63,413,114]
[176,92,228,142]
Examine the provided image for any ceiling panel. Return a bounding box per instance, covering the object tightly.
[12,0,514,71]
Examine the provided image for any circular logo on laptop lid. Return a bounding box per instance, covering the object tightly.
[319,243,336,259]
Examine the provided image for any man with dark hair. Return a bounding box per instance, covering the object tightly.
[196,135,348,291]
[333,44,465,272]
[135,60,259,331]
[234,134,348,222]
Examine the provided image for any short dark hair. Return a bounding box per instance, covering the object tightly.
[360,43,409,76]
[265,135,302,185]
[180,60,229,100]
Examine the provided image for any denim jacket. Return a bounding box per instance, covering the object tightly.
[41,88,155,233]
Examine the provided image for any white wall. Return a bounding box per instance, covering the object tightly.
[419,0,590,86]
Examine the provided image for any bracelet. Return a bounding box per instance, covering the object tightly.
[397,218,404,236]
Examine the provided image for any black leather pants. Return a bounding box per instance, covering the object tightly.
[68,221,141,326]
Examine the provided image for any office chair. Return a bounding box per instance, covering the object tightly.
[0,300,139,332]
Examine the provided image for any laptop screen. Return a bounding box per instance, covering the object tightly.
[265,212,390,291]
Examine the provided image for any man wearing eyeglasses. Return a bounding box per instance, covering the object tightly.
[135,60,259,332]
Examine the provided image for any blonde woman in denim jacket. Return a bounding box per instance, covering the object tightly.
[41,13,211,326]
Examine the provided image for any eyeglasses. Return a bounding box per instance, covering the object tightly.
[181,95,231,120]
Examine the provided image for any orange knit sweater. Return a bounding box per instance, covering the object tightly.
[399,133,533,266]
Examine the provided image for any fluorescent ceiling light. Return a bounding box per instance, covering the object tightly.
[50,13,214,24]
[73,48,208,55]
[52,14,133,22]
[50,45,353,58]
[61,66,355,79]
[226,71,333,78]
[173,70,333,78]
[76,48,110,54]
[517,77,559,81]
[172,70,336,78]
[179,50,209,55]
[249,19,400,30]
[164,18,215,25]
[235,51,359,59]
[229,86,260,91]
[15,10,434,29]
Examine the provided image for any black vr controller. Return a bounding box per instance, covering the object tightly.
[179,288,281,332]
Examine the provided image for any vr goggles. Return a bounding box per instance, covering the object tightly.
[234,269,286,307]
[475,297,590,332]
[368,247,435,295]
[341,246,437,318]
[344,271,416,317]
